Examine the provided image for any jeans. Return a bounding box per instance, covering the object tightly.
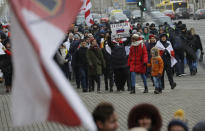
[195,49,201,67]
[153,76,162,89]
[131,72,147,88]
[175,54,185,75]
[79,67,88,91]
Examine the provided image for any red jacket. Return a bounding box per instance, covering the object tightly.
[128,44,148,73]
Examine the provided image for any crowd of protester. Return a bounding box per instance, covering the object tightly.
[93,102,205,131]
[55,20,204,94]
[0,23,12,93]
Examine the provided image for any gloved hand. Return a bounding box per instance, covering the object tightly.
[157,73,161,78]
[199,52,203,62]
[143,63,147,67]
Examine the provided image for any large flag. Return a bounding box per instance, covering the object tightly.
[81,0,94,26]
[9,0,96,130]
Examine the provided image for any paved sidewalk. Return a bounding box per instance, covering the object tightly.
[0,70,205,131]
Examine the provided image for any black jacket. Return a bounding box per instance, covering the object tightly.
[111,45,128,69]
[75,47,88,69]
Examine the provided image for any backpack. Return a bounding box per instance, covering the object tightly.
[173,36,183,50]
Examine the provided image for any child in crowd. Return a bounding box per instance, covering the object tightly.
[148,47,164,94]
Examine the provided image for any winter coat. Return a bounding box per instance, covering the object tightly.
[69,40,80,68]
[155,40,177,67]
[150,29,158,36]
[145,41,156,62]
[128,43,148,73]
[75,47,88,69]
[191,34,203,52]
[102,45,112,71]
[143,33,150,41]
[87,47,105,76]
[110,45,128,69]
[148,56,164,76]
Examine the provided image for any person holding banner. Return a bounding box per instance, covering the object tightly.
[128,34,148,94]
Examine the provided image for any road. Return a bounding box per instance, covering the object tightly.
[0,19,205,131]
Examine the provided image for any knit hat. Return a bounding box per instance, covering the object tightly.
[174,109,185,121]
[74,34,80,39]
[180,24,186,30]
[168,119,188,131]
[193,121,205,131]
[150,23,155,27]
[132,34,139,41]
[159,33,168,39]
[149,34,155,39]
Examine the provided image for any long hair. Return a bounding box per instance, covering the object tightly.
[190,28,196,36]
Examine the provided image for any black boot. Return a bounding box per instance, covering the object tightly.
[143,86,148,93]
[154,88,159,94]
[105,85,108,91]
[110,86,113,92]
[171,82,176,89]
[130,87,135,94]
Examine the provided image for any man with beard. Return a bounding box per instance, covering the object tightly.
[155,33,177,90]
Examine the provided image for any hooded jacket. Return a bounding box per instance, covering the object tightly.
[128,37,148,73]
[147,48,164,76]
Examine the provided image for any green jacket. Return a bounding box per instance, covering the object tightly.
[87,47,105,76]
[143,33,150,41]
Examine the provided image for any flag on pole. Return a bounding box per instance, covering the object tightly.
[81,0,94,26]
[9,0,96,130]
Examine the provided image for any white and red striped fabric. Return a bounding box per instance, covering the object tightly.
[81,0,94,26]
[9,0,96,130]
[155,40,177,67]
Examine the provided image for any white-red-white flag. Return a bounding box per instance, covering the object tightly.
[81,0,94,26]
[9,0,96,130]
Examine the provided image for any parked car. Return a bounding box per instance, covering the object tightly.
[193,9,205,20]
[163,10,176,20]
[148,11,165,18]
[109,12,129,23]
[175,8,190,19]
[151,16,174,28]
[131,10,141,23]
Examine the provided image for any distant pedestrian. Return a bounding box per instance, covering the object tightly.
[155,33,177,90]
[128,34,148,94]
[75,41,89,92]
[147,47,164,94]
[87,39,105,92]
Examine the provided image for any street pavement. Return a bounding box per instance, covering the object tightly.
[0,19,205,131]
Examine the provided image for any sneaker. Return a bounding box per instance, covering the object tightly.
[181,73,187,76]
[171,83,176,89]
[176,74,182,77]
